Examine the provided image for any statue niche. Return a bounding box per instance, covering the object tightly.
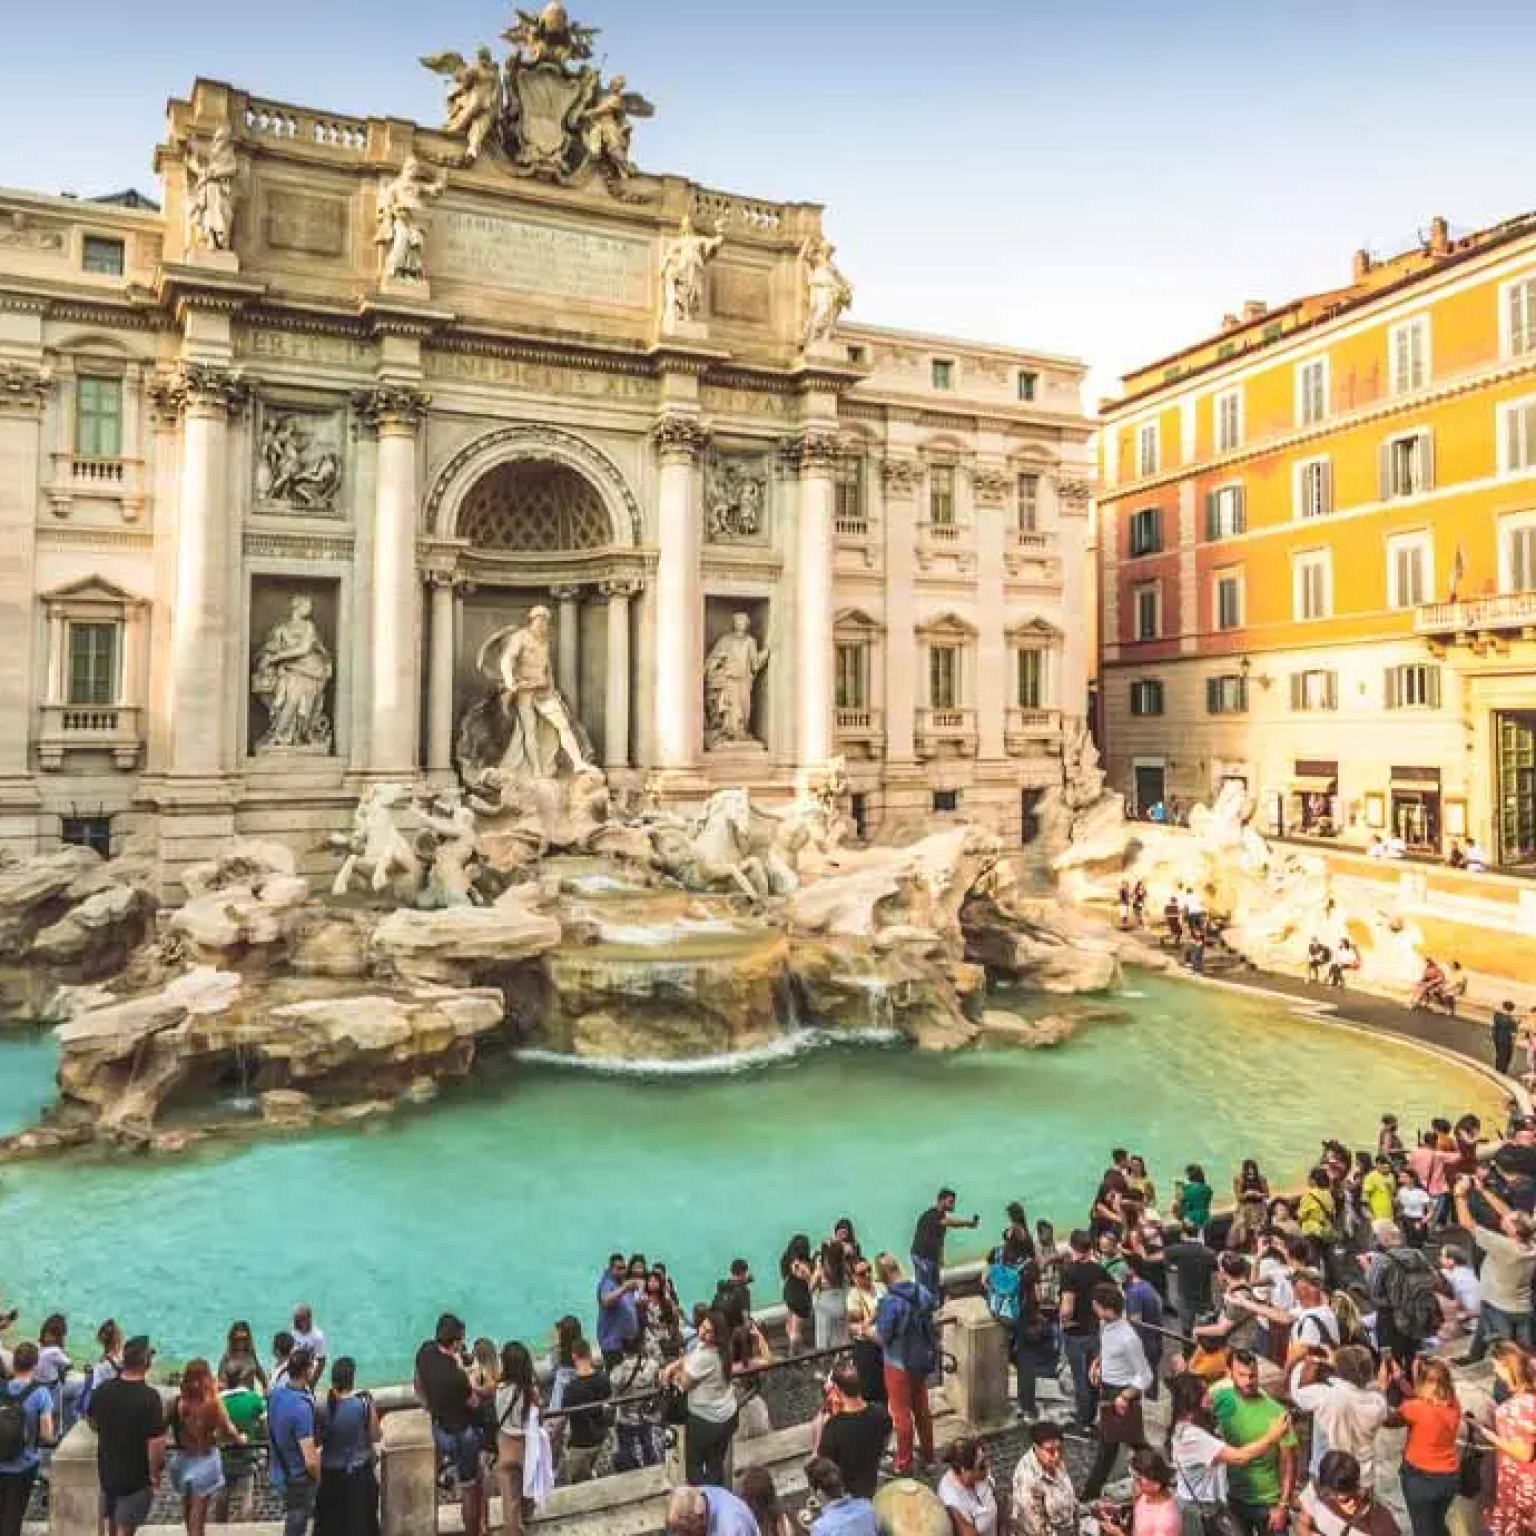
[248,580,338,755]
[703,600,770,751]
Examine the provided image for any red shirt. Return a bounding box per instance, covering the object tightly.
[1401,1397,1460,1474]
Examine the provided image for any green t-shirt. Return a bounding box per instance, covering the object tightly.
[1362,1169,1396,1222]
[220,1387,265,1435]
[1179,1181,1214,1227]
[1211,1384,1295,1508]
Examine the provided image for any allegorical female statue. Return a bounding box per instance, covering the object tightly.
[185,127,238,252]
[251,596,334,751]
[703,612,768,747]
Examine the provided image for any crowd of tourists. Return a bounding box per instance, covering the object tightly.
[7,1101,1536,1536]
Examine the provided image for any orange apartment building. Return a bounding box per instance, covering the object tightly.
[1098,211,1536,866]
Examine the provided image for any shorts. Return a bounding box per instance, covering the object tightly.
[170,1449,226,1499]
[433,1422,482,1483]
[99,1485,154,1533]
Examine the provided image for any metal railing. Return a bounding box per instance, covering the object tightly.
[1416,589,1536,635]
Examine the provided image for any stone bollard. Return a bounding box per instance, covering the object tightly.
[381,1408,437,1536]
[944,1295,1011,1430]
[50,1419,100,1536]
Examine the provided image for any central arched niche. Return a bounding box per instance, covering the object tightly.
[456,460,614,552]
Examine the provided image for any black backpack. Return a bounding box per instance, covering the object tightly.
[0,1382,31,1464]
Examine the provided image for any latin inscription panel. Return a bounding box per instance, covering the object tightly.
[433,210,651,308]
[264,191,348,257]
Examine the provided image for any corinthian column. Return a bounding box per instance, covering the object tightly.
[601,578,638,770]
[356,384,430,776]
[425,572,462,778]
[551,585,582,710]
[651,414,710,770]
[155,362,249,777]
[881,456,920,764]
[785,429,840,773]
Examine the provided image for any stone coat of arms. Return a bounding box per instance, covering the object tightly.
[422,2,654,187]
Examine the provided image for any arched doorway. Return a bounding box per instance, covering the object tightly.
[422,439,648,778]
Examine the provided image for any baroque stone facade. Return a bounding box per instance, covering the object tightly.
[0,23,1090,882]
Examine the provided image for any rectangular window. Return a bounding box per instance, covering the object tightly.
[1294,551,1332,620]
[1204,484,1246,540]
[74,375,123,459]
[1298,458,1333,520]
[1133,582,1161,641]
[1017,473,1040,531]
[845,344,867,365]
[1128,506,1163,556]
[1215,389,1243,453]
[1389,317,1429,395]
[81,236,125,276]
[931,358,954,391]
[1297,358,1328,426]
[1017,649,1045,709]
[1017,370,1038,402]
[1137,422,1160,477]
[834,643,867,710]
[1503,518,1536,593]
[1214,573,1243,631]
[1385,663,1442,709]
[1504,398,1536,474]
[929,464,956,525]
[1381,431,1434,499]
[835,456,866,526]
[61,814,113,856]
[1387,533,1431,610]
[929,645,959,708]
[1205,674,1249,715]
[1129,679,1164,716]
[932,789,960,813]
[1290,669,1339,712]
[66,621,118,706]
[1508,276,1536,359]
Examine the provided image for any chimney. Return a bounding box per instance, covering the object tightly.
[1220,313,1240,332]
[1428,215,1450,255]
[1241,300,1267,323]
[1352,248,1373,283]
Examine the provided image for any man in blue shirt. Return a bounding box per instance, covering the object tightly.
[0,1342,56,1536]
[806,1457,879,1536]
[267,1349,319,1536]
[596,1252,641,1367]
[665,1482,760,1535]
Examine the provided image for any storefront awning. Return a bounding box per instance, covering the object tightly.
[1390,779,1440,794]
[1288,775,1337,793]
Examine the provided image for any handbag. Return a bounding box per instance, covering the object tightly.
[1174,1457,1243,1536]
[1458,1438,1488,1502]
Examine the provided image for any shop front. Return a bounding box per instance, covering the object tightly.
[1389,766,1442,854]
[1276,758,1339,838]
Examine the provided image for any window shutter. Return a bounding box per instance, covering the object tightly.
[1378,442,1392,500]
[1152,508,1164,550]
[1319,460,1332,516]
[1513,285,1531,357]
[1427,665,1442,708]
[1384,666,1399,709]
[1419,430,1435,492]
[1290,672,1303,710]
[1326,671,1338,710]
[1205,492,1217,541]
[1237,676,1248,712]
[1206,677,1217,714]
[1233,485,1246,533]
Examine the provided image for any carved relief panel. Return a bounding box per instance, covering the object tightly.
[703,451,769,546]
[253,401,346,517]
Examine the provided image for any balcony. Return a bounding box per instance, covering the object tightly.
[914,706,977,760]
[915,521,975,574]
[1004,707,1062,756]
[46,453,145,520]
[834,706,885,759]
[37,703,143,771]
[1416,591,1536,640]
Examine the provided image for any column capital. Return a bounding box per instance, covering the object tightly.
[599,575,643,600]
[1054,472,1093,512]
[353,383,431,434]
[0,362,52,415]
[423,568,473,593]
[549,584,584,603]
[880,455,921,497]
[148,361,250,422]
[651,413,711,465]
[972,466,1012,507]
[777,428,842,478]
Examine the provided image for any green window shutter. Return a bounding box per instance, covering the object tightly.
[1289,673,1302,710]
[1326,671,1338,710]
[1427,665,1442,708]
[1234,485,1246,534]
[1206,677,1218,714]
[1384,666,1398,709]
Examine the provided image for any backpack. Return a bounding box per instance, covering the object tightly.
[984,1258,1021,1325]
[1369,1247,1440,1339]
[0,1382,31,1464]
[76,1361,119,1421]
[882,1287,938,1376]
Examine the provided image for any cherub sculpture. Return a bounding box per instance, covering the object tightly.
[420,45,504,164]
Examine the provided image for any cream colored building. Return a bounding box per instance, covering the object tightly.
[0,23,1090,886]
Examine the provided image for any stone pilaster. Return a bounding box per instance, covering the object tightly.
[551,585,582,711]
[880,456,920,765]
[424,571,466,779]
[651,414,709,772]
[0,364,50,852]
[781,428,840,773]
[355,384,430,777]
[972,467,1010,762]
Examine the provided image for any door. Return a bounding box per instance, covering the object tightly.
[1498,713,1536,866]
[1133,764,1165,816]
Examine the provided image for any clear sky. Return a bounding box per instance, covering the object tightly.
[5,0,1531,402]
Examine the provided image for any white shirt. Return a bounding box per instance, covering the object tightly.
[1291,1304,1339,1348]
[1098,1317,1153,1392]
[1443,1262,1481,1316]
[938,1472,999,1536]
[1172,1422,1229,1506]
[1257,1258,1294,1312]
[292,1326,327,1361]
[1287,1372,1390,1483]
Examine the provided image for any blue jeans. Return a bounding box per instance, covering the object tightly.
[1470,1300,1536,1360]
[1061,1332,1097,1427]
[910,1255,941,1300]
[281,1476,316,1536]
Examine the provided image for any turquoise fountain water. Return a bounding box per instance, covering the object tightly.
[0,975,1501,1383]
